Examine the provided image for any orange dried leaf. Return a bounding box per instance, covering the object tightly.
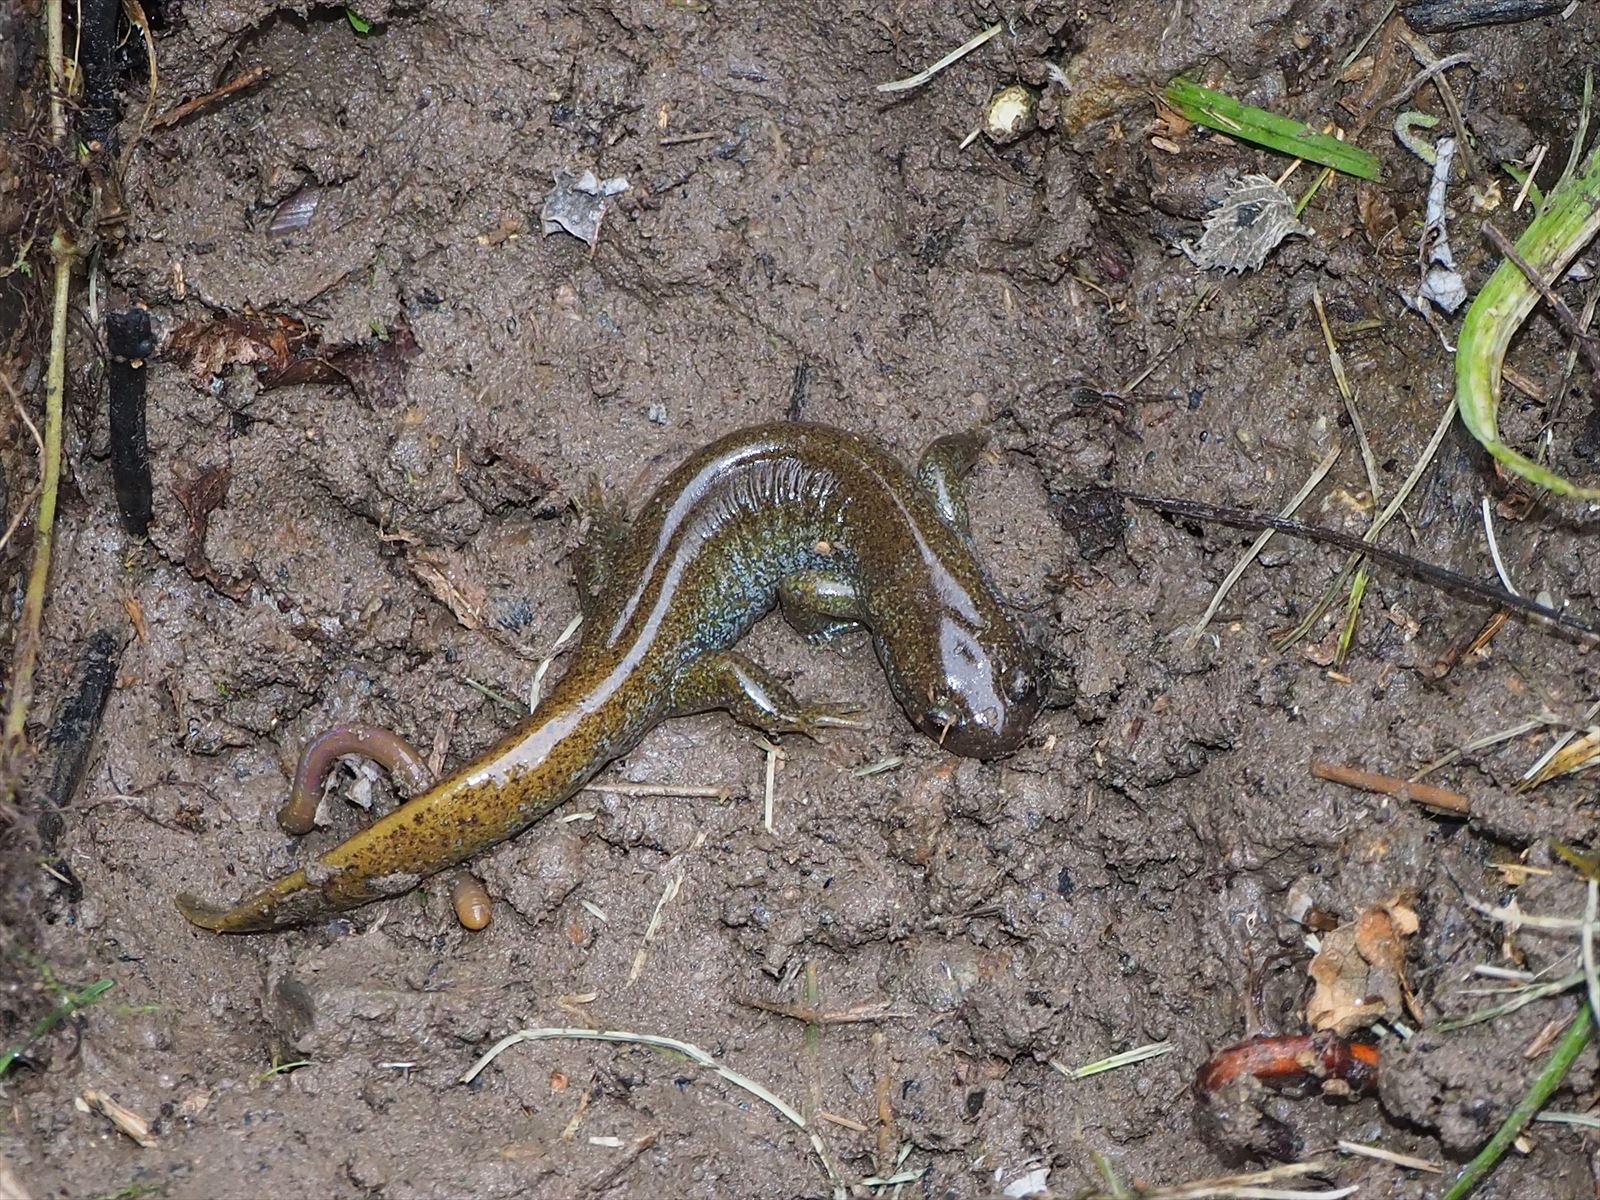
[1307,896,1418,1035]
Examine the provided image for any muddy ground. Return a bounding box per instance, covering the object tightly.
[4,1,1600,1197]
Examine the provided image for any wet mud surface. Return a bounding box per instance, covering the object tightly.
[5,2,1600,1197]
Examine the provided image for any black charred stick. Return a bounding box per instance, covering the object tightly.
[78,0,123,157]
[37,630,122,867]
[106,308,154,536]
[1401,0,1568,33]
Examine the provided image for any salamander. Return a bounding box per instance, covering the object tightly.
[177,422,1044,932]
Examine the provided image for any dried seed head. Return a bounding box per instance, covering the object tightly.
[984,84,1036,144]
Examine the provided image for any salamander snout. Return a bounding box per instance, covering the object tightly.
[912,632,1045,760]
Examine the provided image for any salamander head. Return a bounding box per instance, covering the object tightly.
[880,602,1044,759]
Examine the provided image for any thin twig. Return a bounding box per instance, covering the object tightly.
[1512,144,1548,212]
[758,736,784,832]
[1535,1109,1600,1128]
[1381,51,1474,108]
[1480,498,1519,597]
[1272,396,1459,651]
[1339,1,1394,72]
[1080,1161,1352,1200]
[580,1128,658,1195]
[461,1027,846,1197]
[627,839,700,986]
[581,782,729,799]
[1520,696,1600,790]
[1119,286,1221,395]
[1521,726,1600,790]
[1583,881,1600,1039]
[1397,26,1480,180]
[1049,1040,1176,1080]
[1337,1139,1442,1173]
[1436,971,1583,1033]
[1182,441,1343,650]
[527,613,582,711]
[1314,290,1379,503]
[1128,490,1599,640]
[874,22,1003,94]
[1557,273,1600,410]
[46,0,66,144]
[736,996,917,1025]
[1312,286,1382,665]
[1309,760,1470,816]
[658,130,724,146]
[3,0,74,788]
[3,239,72,782]
[1411,714,1553,779]
[0,484,40,558]
[151,65,271,129]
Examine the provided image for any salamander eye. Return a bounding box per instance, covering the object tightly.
[1005,667,1037,703]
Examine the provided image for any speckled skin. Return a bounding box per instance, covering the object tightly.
[177,423,1043,932]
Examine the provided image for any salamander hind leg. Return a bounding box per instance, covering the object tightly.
[778,569,866,644]
[669,650,865,739]
[916,428,989,534]
[573,477,632,614]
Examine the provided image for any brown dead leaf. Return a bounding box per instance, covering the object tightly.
[328,314,420,409]
[172,465,255,601]
[1339,55,1374,84]
[163,312,318,386]
[1299,629,1341,668]
[1151,98,1192,139]
[408,546,486,629]
[1356,184,1399,251]
[1307,895,1419,1036]
[162,311,418,407]
[476,214,525,246]
[177,1088,213,1117]
[459,441,559,515]
[123,595,148,641]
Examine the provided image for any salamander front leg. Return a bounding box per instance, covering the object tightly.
[669,650,866,739]
[778,569,867,644]
[916,428,989,534]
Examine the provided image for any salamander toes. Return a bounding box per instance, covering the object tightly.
[792,701,869,739]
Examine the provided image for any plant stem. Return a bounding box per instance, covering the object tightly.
[45,0,67,145]
[3,240,71,768]
[4,0,75,784]
[1441,1000,1595,1200]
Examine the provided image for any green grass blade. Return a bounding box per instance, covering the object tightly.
[0,978,115,1077]
[1456,144,1600,498]
[1164,79,1381,181]
[1442,1001,1594,1199]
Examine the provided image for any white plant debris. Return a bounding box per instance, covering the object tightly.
[999,1164,1051,1198]
[1414,135,1467,313]
[1184,174,1310,273]
[541,170,631,248]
